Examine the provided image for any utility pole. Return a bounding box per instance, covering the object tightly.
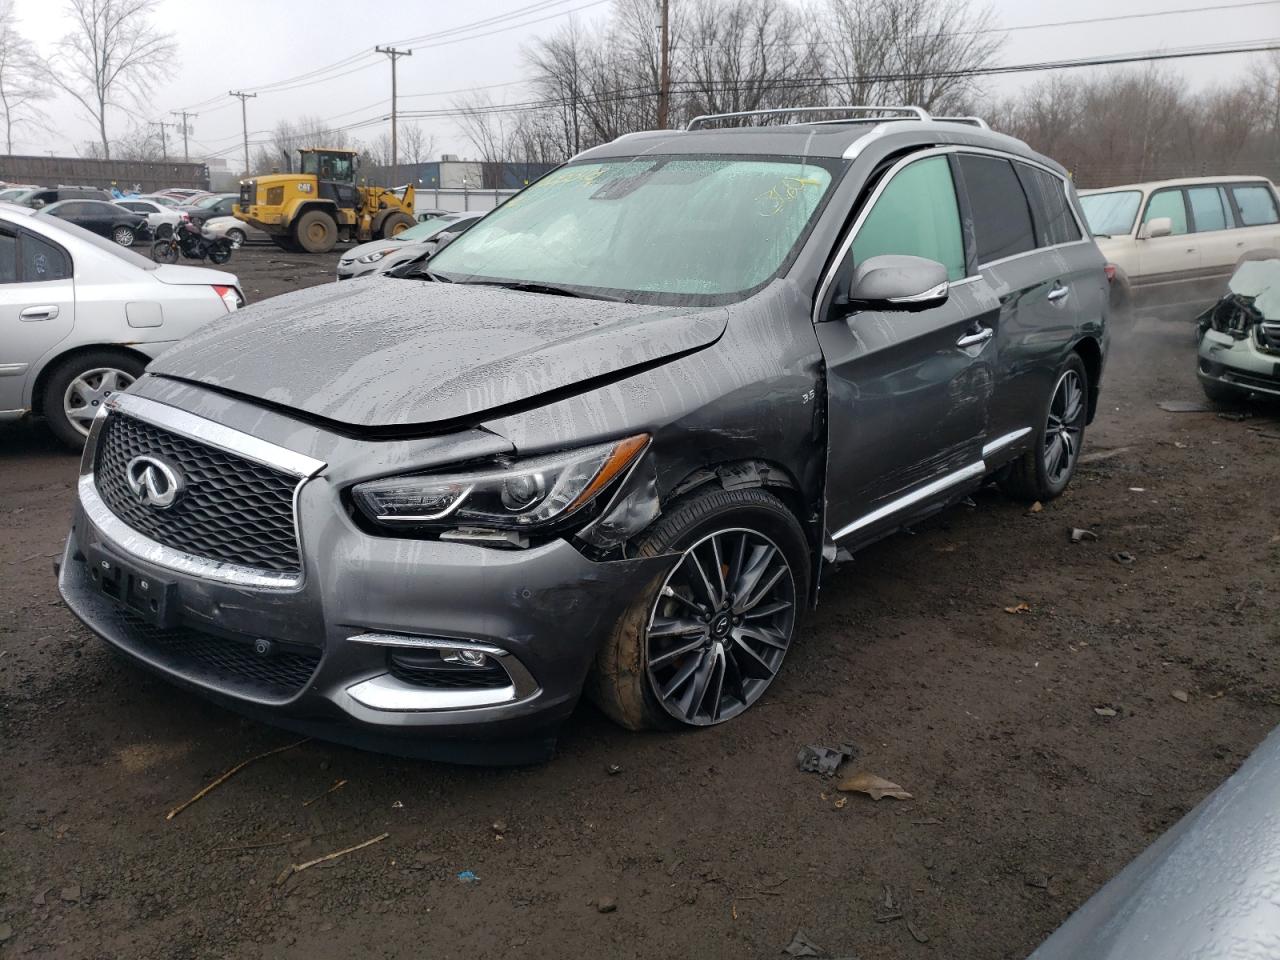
[656,0,670,128]
[148,120,178,160]
[375,46,412,184]
[229,91,257,175]
[170,110,197,162]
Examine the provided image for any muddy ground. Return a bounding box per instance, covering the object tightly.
[2,247,1278,959]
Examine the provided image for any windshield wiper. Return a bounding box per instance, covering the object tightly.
[462,279,588,298]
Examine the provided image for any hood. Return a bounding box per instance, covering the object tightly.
[153,263,239,288]
[339,236,419,263]
[150,278,727,429]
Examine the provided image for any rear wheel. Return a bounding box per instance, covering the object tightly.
[380,211,415,239]
[588,487,809,730]
[998,353,1089,502]
[112,225,135,247]
[42,350,145,449]
[208,240,233,264]
[294,210,337,253]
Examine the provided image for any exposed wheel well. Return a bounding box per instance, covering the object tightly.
[30,344,151,418]
[1073,336,1103,424]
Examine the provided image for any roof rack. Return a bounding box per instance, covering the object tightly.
[685,105,931,131]
[933,116,991,129]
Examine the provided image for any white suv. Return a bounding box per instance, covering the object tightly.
[1079,177,1280,314]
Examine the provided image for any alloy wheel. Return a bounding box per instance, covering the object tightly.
[112,226,135,246]
[63,367,135,436]
[645,527,796,726]
[1043,369,1085,485]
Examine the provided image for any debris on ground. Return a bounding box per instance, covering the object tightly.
[875,884,903,923]
[491,820,507,836]
[391,800,404,809]
[836,772,913,801]
[60,884,81,902]
[782,929,824,956]
[1004,602,1031,614]
[1070,528,1098,543]
[1028,501,1043,514]
[907,919,930,943]
[302,778,347,807]
[1171,690,1190,703]
[1217,411,1249,422]
[912,817,943,826]
[274,832,390,886]
[796,742,859,776]
[1094,707,1118,717]
[1127,487,1146,493]
[457,870,480,883]
[1079,446,1132,464]
[1157,399,1214,413]
[606,763,622,775]
[165,738,309,820]
[1113,551,1136,565]
[596,895,617,913]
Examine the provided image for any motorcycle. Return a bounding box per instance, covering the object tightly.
[152,217,234,265]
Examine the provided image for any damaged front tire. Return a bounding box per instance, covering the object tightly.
[587,488,809,731]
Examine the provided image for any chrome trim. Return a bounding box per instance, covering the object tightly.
[983,427,1033,459]
[688,104,929,130]
[77,473,303,589]
[956,327,994,348]
[343,673,519,712]
[347,632,541,701]
[108,393,326,478]
[833,461,986,540]
[0,408,25,421]
[0,362,29,376]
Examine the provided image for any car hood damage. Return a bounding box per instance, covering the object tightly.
[149,278,727,429]
[1197,259,1280,345]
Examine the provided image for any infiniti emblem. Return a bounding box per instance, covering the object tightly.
[125,455,184,509]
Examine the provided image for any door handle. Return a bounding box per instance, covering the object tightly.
[956,326,994,348]
[19,305,59,321]
[1047,284,1070,304]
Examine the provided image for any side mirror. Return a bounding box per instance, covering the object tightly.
[839,254,949,314]
[1139,217,1172,240]
[30,199,45,208]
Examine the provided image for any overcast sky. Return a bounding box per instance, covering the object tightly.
[9,0,1278,168]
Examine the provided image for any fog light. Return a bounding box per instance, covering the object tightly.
[443,648,488,667]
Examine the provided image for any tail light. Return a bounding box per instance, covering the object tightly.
[1104,263,1117,283]
[212,285,243,311]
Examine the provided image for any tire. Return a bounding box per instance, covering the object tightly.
[587,487,810,731]
[151,240,178,264]
[1201,378,1247,405]
[112,225,135,247]
[208,240,233,265]
[380,211,415,239]
[157,224,173,239]
[998,352,1089,503]
[41,349,145,449]
[226,228,247,247]
[293,210,337,253]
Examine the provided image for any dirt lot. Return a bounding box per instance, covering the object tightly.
[2,249,1278,959]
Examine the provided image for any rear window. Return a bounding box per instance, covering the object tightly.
[1231,184,1279,226]
[1187,186,1232,232]
[1015,163,1081,247]
[956,154,1036,264]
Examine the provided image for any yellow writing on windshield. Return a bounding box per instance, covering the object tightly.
[756,177,824,217]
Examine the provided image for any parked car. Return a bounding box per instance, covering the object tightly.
[0,208,244,447]
[154,188,210,203]
[415,208,451,222]
[36,199,150,247]
[23,186,111,208]
[201,214,253,247]
[178,193,238,223]
[55,107,1107,762]
[116,198,181,238]
[1080,176,1280,314]
[336,211,485,279]
[135,194,182,208]
[1195,258,1280,403]
[0,185,39,203]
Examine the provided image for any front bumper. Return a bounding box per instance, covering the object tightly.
[335,260,376,280]
[57,397,674,763]
[1198,328,1280,398]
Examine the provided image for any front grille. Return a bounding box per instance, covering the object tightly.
[95,413,301,574]
[98,601,320,700]
[1259,322,1280,352]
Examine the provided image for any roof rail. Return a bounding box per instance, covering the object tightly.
[933,116,990,129]
[685,105,930,131]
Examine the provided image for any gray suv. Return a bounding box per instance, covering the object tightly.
[56,107,1107,763]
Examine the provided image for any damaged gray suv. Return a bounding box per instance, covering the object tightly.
[57,107,1107,762]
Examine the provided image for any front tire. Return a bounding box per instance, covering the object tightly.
[588,487,810,731]
[380,211,415,239]
[151,240,178,264]
[42,350,145,449]
[294,210,337,253]
[998,353,1089,502]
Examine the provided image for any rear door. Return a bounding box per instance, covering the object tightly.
[1134,188,1203,308]
[1186,184,1242,304]
[0,226,74,414]
[817,152,994,546]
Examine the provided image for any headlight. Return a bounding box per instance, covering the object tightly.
[352,435,649,531]
[356,248,397,264]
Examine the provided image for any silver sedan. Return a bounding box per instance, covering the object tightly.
[336,211,484,280]
[0,203,244,447]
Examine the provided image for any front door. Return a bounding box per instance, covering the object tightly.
[816,153,993,548]
[0,225,75,414]
[1134,187,1202,309]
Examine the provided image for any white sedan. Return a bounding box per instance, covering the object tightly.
[0,203,244,446]
[116,198,182,238]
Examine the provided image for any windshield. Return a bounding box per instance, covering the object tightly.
[424,156,838,304]
[301,151,354,181]
[396,216,460,241]
[33,213,156,270]
[1080,190,1142,237]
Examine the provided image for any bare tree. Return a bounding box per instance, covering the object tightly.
[113,121,161,160]
[399,122,433,167]
[45,0,174,159]
[453,93,513,166]
[0,2,48,154]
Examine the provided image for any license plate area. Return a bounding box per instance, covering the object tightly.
[87,547,179,628]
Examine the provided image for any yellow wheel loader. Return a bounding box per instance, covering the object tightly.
[232,148,416,254]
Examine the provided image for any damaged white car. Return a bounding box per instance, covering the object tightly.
[1197,259,1280,402]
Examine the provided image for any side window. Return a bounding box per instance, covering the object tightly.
[849,155,966,281]
[0,229,17,283]
[1231,184,1280,226]
[1142,189,1189,235]
[21,233,71,282]
[956,154,1036,263]
[1015,163,1082,247]
[56,202,86,216]
[1187,186,1231,232]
